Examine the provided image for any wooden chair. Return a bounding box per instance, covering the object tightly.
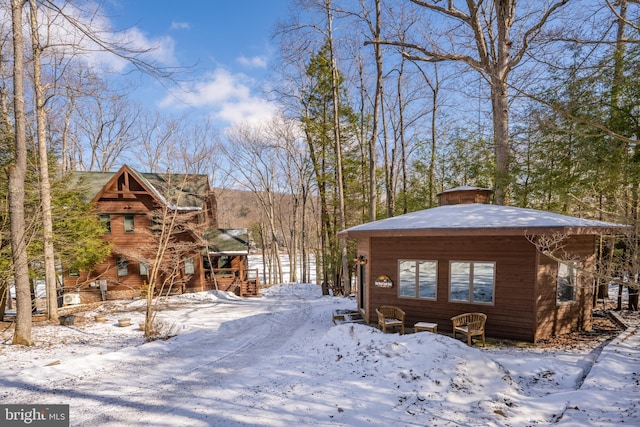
[376,306,405,334]
[451,312,487,346]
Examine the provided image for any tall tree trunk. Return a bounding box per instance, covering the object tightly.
[10,0,33,346]
[324,0,349,294]
[429,70,439,207]
[397,58,408,214]
[29,0,58,322]
[369,0,382,221]
[491,78,510,205]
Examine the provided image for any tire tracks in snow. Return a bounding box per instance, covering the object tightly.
[68,295,314,425]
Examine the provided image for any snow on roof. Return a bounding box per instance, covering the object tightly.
[341,203,625,235]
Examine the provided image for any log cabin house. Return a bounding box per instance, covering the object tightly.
[62,165,258,303]
[338,186,626,342]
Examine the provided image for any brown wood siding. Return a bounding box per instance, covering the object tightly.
[360,234,597,342]
[534,235,595,341]
[364,235,538,341]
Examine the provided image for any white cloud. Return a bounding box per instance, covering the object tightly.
[215,96,277,125]
[159,68,277,125]
[170,21,190,30]
[237,55,268,69]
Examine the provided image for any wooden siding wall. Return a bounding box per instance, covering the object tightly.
[362,234,597,342]
[365,235,538,341]
[438,189,492,205]
[534,235,596,342]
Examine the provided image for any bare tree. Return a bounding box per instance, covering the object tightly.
[223,123,284,285]
[29,0,59,321]
[375,0,570,204]
[76,92,141,171]
[119,176,202,339]
[9,0,32,345]
[359,0,383,221]
[268,115,316,283]
[51,67,102,175]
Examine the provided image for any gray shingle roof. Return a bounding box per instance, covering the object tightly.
[68,167,210,209]
[203,228,249,254]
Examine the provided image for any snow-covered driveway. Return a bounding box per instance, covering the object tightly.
[2,288,344,426]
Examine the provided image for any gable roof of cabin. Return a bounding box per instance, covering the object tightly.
[339,203,627,237]
[68,165,210,209]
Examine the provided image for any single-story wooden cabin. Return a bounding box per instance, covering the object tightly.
[62,165,258,303]
[338,186,625,342]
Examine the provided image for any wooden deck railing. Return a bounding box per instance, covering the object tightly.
[208,268,258,282]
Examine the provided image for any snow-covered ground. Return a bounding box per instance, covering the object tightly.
[1,283,638,426]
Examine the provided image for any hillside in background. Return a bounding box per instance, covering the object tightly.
[214,188,318,253]
[214,188,263,229]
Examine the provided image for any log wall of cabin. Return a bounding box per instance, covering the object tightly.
[364,235,539,342]
[62,195,204,301]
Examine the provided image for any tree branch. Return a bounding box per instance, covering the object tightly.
[511,0,571,68]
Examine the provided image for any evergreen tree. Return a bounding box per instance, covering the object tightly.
[301,40,360,291]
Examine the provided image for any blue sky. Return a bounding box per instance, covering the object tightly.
[103,1,291,126]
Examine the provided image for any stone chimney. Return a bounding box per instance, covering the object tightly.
[437,186,494,206]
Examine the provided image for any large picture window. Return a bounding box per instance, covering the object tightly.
[449,261,495,304]
[399,260,437,300]
[557,262,577,303]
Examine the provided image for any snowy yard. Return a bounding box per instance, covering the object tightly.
[1,283,638,426]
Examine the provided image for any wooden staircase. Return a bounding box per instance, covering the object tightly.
[239,280,259,297]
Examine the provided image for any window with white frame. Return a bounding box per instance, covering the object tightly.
[399,260,437,300]
[557,261,577,303]
[449,261,495,304]
[184,256,195,275]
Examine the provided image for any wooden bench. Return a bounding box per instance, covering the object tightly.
[414,322,438,333]
[376,306,405,334]
[451,312,487,346]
